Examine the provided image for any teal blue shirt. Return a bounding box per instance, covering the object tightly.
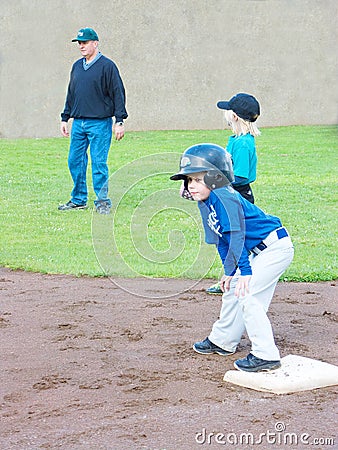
[226,134,257,185]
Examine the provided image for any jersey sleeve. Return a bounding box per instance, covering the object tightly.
[217,231,252,276]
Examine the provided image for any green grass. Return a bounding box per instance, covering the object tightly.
[0,125,337,281]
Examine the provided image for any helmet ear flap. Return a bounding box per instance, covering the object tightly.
[204,170,227,189]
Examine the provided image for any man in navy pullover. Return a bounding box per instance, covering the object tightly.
[59,27,128,214]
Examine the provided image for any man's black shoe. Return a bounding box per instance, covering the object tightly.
[58,201,87,211]
[95,200,111,214]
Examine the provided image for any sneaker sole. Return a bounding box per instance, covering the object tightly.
[234,361,281,372]
[58,205,87,211]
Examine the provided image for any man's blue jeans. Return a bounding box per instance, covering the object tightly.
[68,118,113,206]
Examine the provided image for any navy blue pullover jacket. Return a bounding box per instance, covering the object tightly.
[61,55,128,123]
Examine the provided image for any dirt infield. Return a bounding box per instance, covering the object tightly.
[0,267,337,449]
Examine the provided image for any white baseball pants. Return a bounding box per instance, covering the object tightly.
[208,235,294,361]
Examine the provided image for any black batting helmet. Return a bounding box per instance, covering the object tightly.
[170,143,234,190]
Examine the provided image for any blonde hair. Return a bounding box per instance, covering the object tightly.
[224,110,261,137]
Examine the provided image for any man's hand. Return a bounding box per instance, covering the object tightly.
[114,123,125,141]
[60,121,69,137]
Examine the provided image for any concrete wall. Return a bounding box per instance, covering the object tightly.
[0,0,337,138]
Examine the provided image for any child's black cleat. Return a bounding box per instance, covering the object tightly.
[234,353,281,372]
[193,337,234,356]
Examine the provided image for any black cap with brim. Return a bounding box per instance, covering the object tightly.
[217,101,231,110]
[217,93,260,122]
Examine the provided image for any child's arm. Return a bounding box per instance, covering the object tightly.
[218,236,252,296]
[217,232,251,276]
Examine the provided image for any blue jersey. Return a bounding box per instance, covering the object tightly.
[227,134,257,185]
[198,187,282,276]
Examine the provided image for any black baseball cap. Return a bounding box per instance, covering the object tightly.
[217,93,260,122]
[72,28,99,42]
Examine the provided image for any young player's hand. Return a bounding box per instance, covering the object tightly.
[220,275,233,292]
[235,275,251,297]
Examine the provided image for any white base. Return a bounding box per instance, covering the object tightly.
[223,354,338,394]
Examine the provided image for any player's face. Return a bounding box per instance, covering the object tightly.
[187,172,211,201]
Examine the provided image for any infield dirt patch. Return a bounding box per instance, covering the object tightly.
[0,268,337,449]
